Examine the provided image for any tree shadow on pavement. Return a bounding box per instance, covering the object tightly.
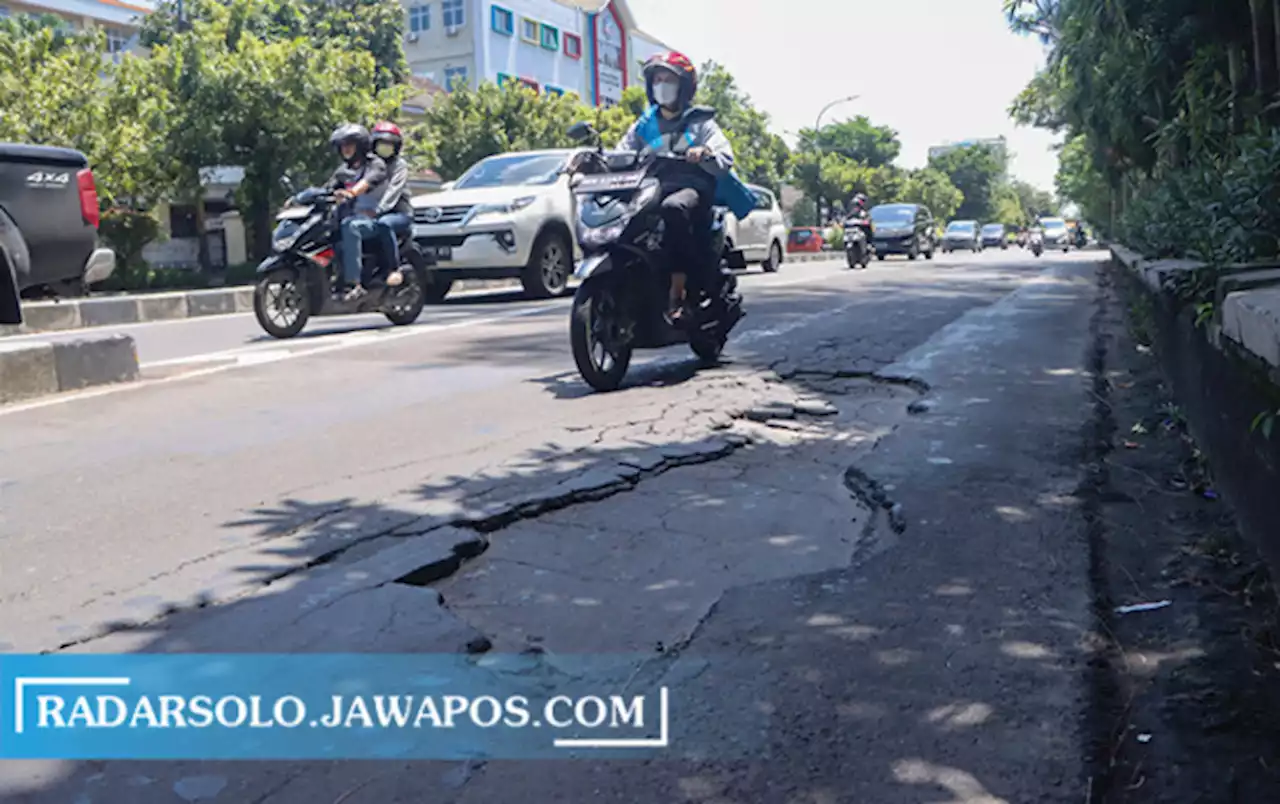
[7,254,1105,803]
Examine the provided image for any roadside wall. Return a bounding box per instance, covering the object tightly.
[1111,246,1280,574]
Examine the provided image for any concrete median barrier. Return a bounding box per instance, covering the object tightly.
[0,333,139,405]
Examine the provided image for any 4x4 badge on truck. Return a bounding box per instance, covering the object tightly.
[26,171,70,189]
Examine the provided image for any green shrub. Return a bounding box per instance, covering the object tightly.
[1121,130,1280,265]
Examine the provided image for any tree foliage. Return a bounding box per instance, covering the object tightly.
[798,116,901,167]
[1006,0,1280,260]
[900,168,964,222]
[695,62,791,194]
[141,0,408,89]
[927,143,1008,220]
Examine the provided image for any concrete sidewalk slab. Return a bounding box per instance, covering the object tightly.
[1221,286,1280,367]
[0,333,139,404]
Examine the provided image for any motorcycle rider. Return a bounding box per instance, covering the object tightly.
[368,121,414,287]
[325,123,389,301]
[844,192,872,259]
[616,51,735,323]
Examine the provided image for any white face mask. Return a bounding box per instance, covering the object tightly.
[375,143,396,159]
[653,81,679,107]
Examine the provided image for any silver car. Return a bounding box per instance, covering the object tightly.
[942,220,981,253]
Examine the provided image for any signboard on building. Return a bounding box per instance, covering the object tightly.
[591,3,627,107]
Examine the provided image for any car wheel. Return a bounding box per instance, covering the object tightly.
[876,253,886,261]
[761,241,782,273]
[522,230,571,299]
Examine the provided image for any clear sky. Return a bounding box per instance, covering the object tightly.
[628,0,1061,192]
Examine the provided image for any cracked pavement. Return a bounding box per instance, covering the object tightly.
[0,252,1110,802]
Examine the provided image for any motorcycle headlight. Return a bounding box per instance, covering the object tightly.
[578,218,628,247]
[272,219,302,252]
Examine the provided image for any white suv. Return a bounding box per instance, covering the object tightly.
[410,149,582,300]
[724,184,787,273]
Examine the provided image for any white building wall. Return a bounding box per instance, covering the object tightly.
[627,29,666,90]
[481,0,587,97]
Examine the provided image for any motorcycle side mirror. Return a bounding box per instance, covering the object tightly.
[567,121,597,144]
[280,176,296,194]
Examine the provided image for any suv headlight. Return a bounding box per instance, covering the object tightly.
[465,196,537,223]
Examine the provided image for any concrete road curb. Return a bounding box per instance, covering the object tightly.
[6,278,532,336]
[7,261,845,338]
[0,333,139,405]
[1110,245,1280,372]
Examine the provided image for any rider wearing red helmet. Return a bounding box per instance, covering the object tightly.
[368,121,413,288]
[617,51,735,322]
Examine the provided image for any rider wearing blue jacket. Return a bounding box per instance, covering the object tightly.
[617,51,737,322]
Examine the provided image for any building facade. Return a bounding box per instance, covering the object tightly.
[927,136,1009,164]
[0,0,150,58]
[404,0,676,105]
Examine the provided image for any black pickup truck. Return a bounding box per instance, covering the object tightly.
[0,143,116,325]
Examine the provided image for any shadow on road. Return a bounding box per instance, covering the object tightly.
[6,253,1102,802]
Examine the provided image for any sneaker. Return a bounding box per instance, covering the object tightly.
[343,285,367,302]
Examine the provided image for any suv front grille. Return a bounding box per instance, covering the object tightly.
[413,205,474,225]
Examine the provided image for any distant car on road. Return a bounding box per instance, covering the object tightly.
[410,148,580,302]
[724,185,787,272]
[1,143,116,325]
[1038,216,1071,252]
[787,227,825,254]
[981,223,1008,249]
[869,203,935,260]
[942,220,981,253]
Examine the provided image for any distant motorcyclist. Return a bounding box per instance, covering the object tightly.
[369,121,413,286]
[326,123,388,301]
[616,51,735,323]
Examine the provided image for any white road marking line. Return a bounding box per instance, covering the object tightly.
[0,265,855,417]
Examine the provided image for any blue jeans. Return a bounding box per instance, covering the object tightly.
[340,215,380,286]
[376,213,412,272]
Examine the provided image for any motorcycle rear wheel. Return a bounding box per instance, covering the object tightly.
[570,281,632,392]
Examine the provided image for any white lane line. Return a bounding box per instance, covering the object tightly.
[0,267,854,417]
[0,284,554,345]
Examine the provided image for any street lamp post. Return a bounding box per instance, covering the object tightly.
[811,94,858,225]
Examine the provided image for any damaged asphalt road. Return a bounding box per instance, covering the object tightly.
[0,252,1116,802]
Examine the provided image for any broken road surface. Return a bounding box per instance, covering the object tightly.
[2,253,1108,802]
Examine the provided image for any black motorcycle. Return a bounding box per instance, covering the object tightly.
[252,186,432,339]
[564,121,745,392]
[843,217,873,269]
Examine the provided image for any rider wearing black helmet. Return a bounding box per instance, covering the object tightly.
[324,123,389,300]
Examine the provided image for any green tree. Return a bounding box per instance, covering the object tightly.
[143,0,399,262]
[142,0,409,89]
[900,168,963,221]
[798,115,901,167]
[928,143,1007,219]
[694,61,791,194]
[1009,179,1056,221]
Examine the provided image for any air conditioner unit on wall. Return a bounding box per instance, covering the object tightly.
[445,24,460,36]
[406,31,419,43]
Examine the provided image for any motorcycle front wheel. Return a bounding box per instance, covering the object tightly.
[254,267,310,339]
[570,280,632,392]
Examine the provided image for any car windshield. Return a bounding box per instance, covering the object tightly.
[455,153,567,189]
[871,206,914,224]
[1040,218,1066,230]
[983,224,1004,234]
[946,221,975,232]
